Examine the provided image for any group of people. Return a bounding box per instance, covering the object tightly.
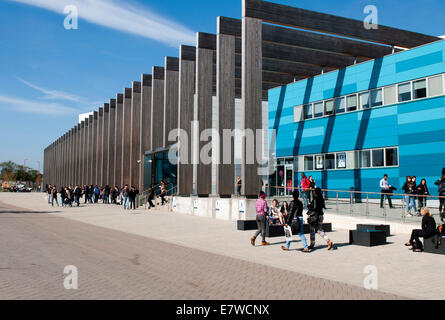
[251,187,333,253]
[380,170,445,221]
[45,184,140,210]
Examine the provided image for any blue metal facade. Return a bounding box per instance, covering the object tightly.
[268,40,445,196]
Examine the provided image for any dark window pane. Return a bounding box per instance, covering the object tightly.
[372,149,384,167]
[304,156,314,171]
[385,148,398,166]
[325,154,335,170]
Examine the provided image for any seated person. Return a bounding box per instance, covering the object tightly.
[280,201,289,222]
[268,199,285,225]
[405,208,437,252]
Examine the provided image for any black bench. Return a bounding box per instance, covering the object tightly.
[424,235,445,255]
[357,224,391,237]
[349,229,387,247]
[237,220,257,231]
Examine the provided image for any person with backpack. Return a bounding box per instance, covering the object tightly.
[250,191,270,247]
[405,207,437,252]
[307,187,333,250]
[435,170,445,222]
[281,190,310,252]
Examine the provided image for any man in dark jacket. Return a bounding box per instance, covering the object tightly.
[281,190,309,252]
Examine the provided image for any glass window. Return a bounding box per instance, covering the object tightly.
[324,100,334,116]
[413,79,427,99]
[398,82,412,102]
[294,105,303,122]
[428,75,444,97]
[384,85,397,105]
[304,156,314,171]
[359,92,370,109]
[347,94,358,112]
[325,154,335,170]
[360,150,371,168]
[303,104,313,120]
[385,148,398,167]
[370,89,383,107]
[315,155,324,170]
[314,102,323,118]
[334,97,345,114]
[372,149,384,167]
[337,153,346,169]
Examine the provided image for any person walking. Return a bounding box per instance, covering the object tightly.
[160,182,167,206]
[380,174,393,208]
[147,186,155,209]
[281,190,310,252]
[129,186,136,210]
[417,179,430,215]
[402,176,417,216]
[47,185,52,204]
[51,186,58,207]
[300,173,310,209]
[307,187,334,250]
[435,168,445,222]
[250,191,270,246]
[122,185,130,210]
[74,185,82,207]
[405,208,436,252]
[83,185,89,204]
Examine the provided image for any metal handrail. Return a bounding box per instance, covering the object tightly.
[267,185,445,199]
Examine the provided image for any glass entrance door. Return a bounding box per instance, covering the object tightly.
[275,162,293,197]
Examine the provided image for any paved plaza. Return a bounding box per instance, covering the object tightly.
[1,193,444,300]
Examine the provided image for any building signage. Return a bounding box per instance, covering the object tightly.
[239,200,245,214]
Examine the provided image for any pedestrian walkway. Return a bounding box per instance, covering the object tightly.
[1,193,444,300]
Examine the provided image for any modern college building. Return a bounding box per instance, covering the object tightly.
[269,40,445,197]
[44,0,444,210]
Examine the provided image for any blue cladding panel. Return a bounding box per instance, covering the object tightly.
[269,40,445,196]
[396,51,443,73]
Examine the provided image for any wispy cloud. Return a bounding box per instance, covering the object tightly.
[9,0,196,47]
[0,94,78,116]
[16,77,84,102]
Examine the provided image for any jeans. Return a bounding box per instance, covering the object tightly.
[130,199,136,210]
[51,195,58,207]
[405,195,417,213]
[123,196,130,210]
[75,195,80,207]
[47,194,51,204]
[301,191,309,209]
[253,214,266,243]
[310,215,331,246]
[285,217,308,250]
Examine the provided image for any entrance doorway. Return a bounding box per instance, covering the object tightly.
[269,158,294,197]
[143,150,177,194]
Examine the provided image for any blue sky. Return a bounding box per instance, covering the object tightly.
[1,0,444,171]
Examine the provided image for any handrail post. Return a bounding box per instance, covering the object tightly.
[366,193,369,216]
[336,192,339,213]
[350,192,353,216]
